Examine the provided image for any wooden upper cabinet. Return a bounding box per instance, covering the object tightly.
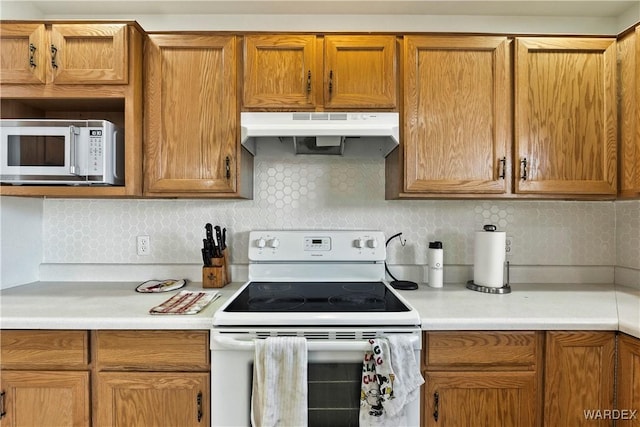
[0,23,128,85]
[144,34,239,195]
[618,26,640,198]
[324,35,396,109]
[49,23,128,84]
[242,34,397,110]
[515,37,617,196]
[402,36,511,194]
[243,35,318,109]
[0,23,47,84]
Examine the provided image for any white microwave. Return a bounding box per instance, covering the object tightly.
[0,119,124,185]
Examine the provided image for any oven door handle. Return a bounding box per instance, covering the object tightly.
[211,334,419,352]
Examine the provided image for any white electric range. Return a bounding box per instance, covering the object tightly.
[211,230,422,427]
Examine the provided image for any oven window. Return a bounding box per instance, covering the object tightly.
[308,363,361,427]
[7,135,65,166]
[250,362,362,426]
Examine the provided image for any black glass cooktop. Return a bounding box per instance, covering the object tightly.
[224,281,411,313]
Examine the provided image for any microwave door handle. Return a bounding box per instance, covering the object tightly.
[112,129,123,181]
[69,126,80,175]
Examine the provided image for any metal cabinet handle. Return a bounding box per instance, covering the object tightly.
[29,43,37,68]
[306,70,311,95]
[0,390,6,419]
[328,70,333,98]
[197,391,203,422]
[499,157,506,179]
[225,156,231,180]
[50,44,58,68]
[433,392,439,421]
[520,158,528,181]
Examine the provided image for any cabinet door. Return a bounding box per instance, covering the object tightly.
[49,23,128,84]
[243,35,318,109]
[0,23,47,84]
[617,334,640,427]
[0,371,90,427]
[403,36,511,194]
[424,371,536,427]
[144,34,237,194]
[544,331,615,427]
[96,372,209,427]
[618,26,640,197]
[515,37,617,195]
[324,35,397,109]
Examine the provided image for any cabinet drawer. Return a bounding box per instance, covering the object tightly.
[95,330,209,371]
[0,330,89,368]
[424,331,539,370]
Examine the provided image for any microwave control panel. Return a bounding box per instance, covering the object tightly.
[88,129,104,174]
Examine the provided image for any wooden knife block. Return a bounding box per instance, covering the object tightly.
[202,253,230,288]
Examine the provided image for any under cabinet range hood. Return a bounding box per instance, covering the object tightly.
[240,112,399,157]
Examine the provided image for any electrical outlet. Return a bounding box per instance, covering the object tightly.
[505,236,513,257]
[137,235,150,255]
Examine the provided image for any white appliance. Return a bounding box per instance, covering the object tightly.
[0,119,124,185]
[211,230,422,427]
[240,112,399,156]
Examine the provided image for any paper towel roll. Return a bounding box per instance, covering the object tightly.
[473,230,506,288]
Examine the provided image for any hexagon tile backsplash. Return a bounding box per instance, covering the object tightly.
[43,156,625,268]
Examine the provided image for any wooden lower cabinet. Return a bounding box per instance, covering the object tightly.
[0,330,91,427]
[96,372,209,426]
[423,371,536,427]
[0,371,90,427]
[93,330,210,426]
[617,333,640,427]
[422,331,542,427]
[544,331,616,427]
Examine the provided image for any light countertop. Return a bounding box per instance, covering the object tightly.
[0,281,242,330]
[1,281,638,339]
[403,283,621,331]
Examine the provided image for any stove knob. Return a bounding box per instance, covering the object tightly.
[367,238,379,248]
[354,238,365,249]
[269,238,280,248]
[256,238,266,248]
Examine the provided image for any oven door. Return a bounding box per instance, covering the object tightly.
[211,328,421,427]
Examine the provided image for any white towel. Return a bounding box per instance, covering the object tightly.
[251,336,308,427]
[359,336,424,426]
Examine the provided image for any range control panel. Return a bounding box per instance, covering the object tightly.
[249,230,386,262]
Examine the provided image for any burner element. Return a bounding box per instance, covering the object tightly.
[328,293,386,310]
[248,295,306,311]
[342,282,377,292]
[257,283,292,292]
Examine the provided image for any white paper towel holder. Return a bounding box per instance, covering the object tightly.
[466,261,512,294]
